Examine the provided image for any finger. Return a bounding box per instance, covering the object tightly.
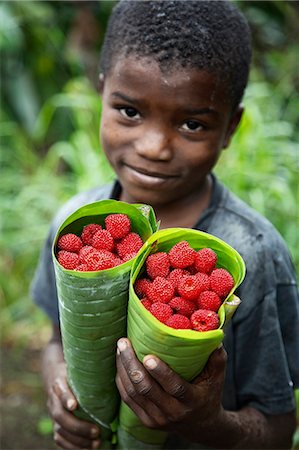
[54,430,82,450]
[115,372,160,429]
[51,391,100,440]
[116,340,169,427]
[194,345,227,384]
[143,354,190,402]
[54,422,101,449]
[53,377,77,411]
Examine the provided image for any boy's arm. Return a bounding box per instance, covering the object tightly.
[116,338,296,449]
[42,324,101,449]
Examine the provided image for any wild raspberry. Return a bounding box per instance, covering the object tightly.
[57,250,79,270]
[146,252,170,279]
[197,291,222,312]
[191,309,220,332]
[166,314,191,329]
[177,273,209,301]
[78,245,94,263]
[116,232,143,259]
[74,264,89,272]
[85,250,117,271]
[91,229,114,252]
[81,223,102,245]
[57,233,83,253]
[150,302,173,324]
[147,276,175,304]
[194,248,217,274]
[105,213,131,239]
[169,241,196,269]
[169,297,196,318]
[140,298,152,310]
[122,252,138,262]
[134,278,152,298]
[210,268,234,298]
[167,268,189,292]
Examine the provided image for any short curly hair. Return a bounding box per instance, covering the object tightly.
[100,0,252,110]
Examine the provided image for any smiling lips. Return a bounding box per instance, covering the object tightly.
[124,163,179,180]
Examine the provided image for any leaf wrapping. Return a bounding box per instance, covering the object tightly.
[52,200,157,443]
[118,228,246,448]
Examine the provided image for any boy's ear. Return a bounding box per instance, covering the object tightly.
[98,73,105,95]
[223,105,244,149]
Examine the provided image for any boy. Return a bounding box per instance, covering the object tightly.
[31,1,299,449]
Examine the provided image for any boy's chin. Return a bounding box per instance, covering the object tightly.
[121,185,175,207]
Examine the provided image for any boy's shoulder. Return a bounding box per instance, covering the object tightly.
[208,179,296,285]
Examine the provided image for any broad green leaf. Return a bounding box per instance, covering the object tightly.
[118,228,245,447]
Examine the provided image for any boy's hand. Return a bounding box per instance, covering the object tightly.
[115,338,226,441]
[47,361,101,449]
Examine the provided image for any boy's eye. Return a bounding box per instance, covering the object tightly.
[181,120,203,132]
[119,107,140,119]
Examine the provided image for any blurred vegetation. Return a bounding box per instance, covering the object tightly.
[0,1,298,445]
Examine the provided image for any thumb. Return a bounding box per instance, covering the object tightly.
[53,376,78,411]
[193,345,227,385]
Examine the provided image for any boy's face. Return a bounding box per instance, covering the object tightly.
[100,56,242,207]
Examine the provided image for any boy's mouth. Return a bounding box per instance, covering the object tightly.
[124,163,179,179]
[123,163,179,188]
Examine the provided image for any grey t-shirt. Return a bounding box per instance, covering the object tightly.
[31,176,299,428]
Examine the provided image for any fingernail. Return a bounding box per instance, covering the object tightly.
[67,398,76,410]
[91,427,99,438]
[117,339,127,352]
[144,357,157,370]
[92,439,101,449]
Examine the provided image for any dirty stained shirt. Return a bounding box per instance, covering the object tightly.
[31,175,299,448]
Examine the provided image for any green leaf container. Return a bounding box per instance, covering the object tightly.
[52,200,157,445]
[118,228,246,449]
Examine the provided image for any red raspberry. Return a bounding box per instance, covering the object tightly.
[122,252,138,262]
[177,273,209,301]
[147,277,175,304]
[194,248,217,274]
[105,213,131,239]
[134,278,152,298]
[191,309,220,332]
[74,264,89,272]
[57,250,79,270]
[81,223,102,245]
[169,297,196,318]
[197,291,222,312]
[78,245,95,263]
[167,268,189,292]
[210,268,234,298]
[165,314,191,329]
[140,298,152,310]
[112,256,123,267]
[116,232,143,259]
[169,241,196,269]
[57,233,83,253]
[145,252,170,279]
[149,302,173,324]
[91,229,114,252]
[85,250,117,271]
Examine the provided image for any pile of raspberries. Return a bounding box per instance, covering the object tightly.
[134,241,234,332]
[56,214,143,271]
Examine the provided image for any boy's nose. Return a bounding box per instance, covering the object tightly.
[135,127,172,161]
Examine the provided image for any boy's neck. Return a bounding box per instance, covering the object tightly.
[119,176,213,230]
[155,176,212,229]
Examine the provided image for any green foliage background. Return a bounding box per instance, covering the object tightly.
[0,0,298,446]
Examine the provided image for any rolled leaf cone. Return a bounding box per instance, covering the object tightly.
[118,228,246,449]
[52,200,157,445]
